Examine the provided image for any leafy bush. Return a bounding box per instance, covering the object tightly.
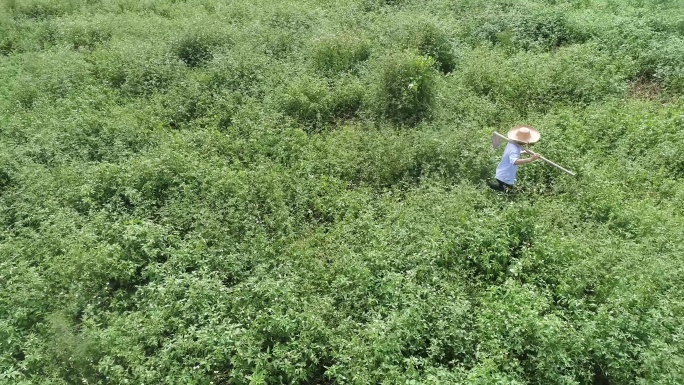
[63,22,112,51]
[11,78,40,109]
[171,30,225,68]
[371,51,437,125]
[0,15,61,53]
[31,19,60,50]
[328,75,365,121]
[474,282,589,382]
[156,80,241,129]
[0,152,17,193]
[311,33,371,75]
[511,9,575,51]
[90,42,183,96]
[260,30,302,59]
[278,76,332,129]
[0,16,19,55]
[277,75,364,130]
[641,36,684,93]
[258,5,314,58]
[45,106,155,164]
[453,208,536,282]
[466,4,578,51]
[46,313,103,383]
[459,44,629,114]
[9,50,93,106]
[203,48,270,97]
[362,0,407,11]
[307,126,491,188]
[403,21,457,73]
[6,0,70,19]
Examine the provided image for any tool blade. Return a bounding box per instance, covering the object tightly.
[491,132,502,149]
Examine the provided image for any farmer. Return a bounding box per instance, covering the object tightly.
[490,126,541,192]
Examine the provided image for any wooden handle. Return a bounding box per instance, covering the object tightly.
[493,132,576,176]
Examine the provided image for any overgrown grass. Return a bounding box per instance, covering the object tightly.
[1,0,684,384]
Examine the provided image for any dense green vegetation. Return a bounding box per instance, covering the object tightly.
[1,0,684,383]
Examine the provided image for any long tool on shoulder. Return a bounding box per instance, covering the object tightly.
[492,132,576,176]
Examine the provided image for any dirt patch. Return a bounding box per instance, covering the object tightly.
[629,77,662,100]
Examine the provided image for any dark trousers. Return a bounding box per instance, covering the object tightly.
[489,179,512,192]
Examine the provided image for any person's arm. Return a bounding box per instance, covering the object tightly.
[514,153,540,165]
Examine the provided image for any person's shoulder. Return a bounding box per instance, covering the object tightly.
[505,142,520,151]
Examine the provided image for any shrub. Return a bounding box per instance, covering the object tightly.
[0,33,16,56]
[10,75,40,109]
[414,128,494,183]
[459,44,629,114]
[46,313,103,383]
[64,22,112,51]
[358,131,420,187]
[261,29,301,59]
[641,36,684,93]
[9,50,93,106]
[156,80,241,130]
[473,282,588,382]
[467,5,577,52]
[362,0,407,11]
[203,49,269,97]
[171,30,224,68]
[90,42,183,96]
[260,6,313,58]
[371,51,437,125]
[0,15,59,52]
[32,19,59,50]
[158,80,213,129]
[586,17,657,58]
[0,16,19,55]
[8,0,69,19]
[511,9,574,51]
[277,75,365,130]
[329,76,365,121]
[0,152,16,193]
[52,110,154,163]
[403,21,457,73]
[278,76,331,130]
[266,5,314,32]
[311,33,371,75]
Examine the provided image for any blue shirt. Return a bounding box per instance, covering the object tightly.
[495,143,521,185]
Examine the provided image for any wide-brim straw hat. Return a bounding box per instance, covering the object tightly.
[508,125,540,144]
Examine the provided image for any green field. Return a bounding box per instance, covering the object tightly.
[1,0,684,383]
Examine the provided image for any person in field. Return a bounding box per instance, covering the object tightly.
[489,126,541,192]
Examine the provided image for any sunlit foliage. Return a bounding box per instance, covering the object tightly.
[1,0,684,384]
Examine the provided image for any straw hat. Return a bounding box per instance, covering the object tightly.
[507,125,540,144]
